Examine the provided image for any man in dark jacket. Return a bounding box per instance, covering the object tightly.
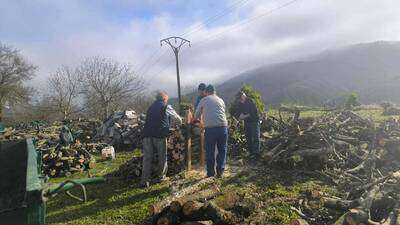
[237,92,260,157]
[140,92,182,187]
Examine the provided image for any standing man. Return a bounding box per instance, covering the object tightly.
[237,91,260,157]
[140,91,182,187]
[194,85,228,178]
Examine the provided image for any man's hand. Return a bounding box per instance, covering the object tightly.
[239,113,250,120]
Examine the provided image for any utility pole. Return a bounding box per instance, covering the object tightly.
[160,36,191,105]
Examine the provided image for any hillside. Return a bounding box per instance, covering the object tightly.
[217,41,400,106]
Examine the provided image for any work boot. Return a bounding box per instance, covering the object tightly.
[140,181,150,188]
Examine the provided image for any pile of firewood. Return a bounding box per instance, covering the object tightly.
[67,118,101,143]
[144,177,252,225]
[41,143,97,177]
[109,128,187,180]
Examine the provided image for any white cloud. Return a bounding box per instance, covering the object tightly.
[2,0,400,96]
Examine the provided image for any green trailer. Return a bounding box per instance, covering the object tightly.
[0,139,105,225]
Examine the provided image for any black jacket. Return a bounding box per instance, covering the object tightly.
[142,100,170,138]
[238,98,259,123]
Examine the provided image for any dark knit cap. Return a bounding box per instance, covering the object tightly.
[198,83,206,91]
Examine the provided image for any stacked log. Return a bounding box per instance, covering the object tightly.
[41,143,96,177]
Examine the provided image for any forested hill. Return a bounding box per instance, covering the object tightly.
[217,41,400,106]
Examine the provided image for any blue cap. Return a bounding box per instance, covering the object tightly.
[205,84,215,93]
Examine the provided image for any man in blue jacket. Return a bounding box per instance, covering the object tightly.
[140,92,182,187]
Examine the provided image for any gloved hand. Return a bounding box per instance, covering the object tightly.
[191,119,201,127]
[239,113,249,120]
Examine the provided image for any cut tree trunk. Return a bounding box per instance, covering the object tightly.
[170,186,221,213]
[322,197,359,210]
[204,201,236,225]
[149,177,216,215]
[291,218,309,225]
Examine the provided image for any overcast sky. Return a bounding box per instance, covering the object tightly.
[1,0,400,96]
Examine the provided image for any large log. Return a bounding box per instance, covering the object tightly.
[169,186,221,213]
[291,218,309,225]
[204,201,236,225]
[293,147,333,157]
[322,197,359,210]
[180,221,213,225]
[149,177,216,215]
[182,201,208,220]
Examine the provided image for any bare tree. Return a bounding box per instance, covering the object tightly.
[0,43,36,122]
[48,66,81,119]
[78,57,146,120]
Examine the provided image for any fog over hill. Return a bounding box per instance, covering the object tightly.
[216,41,400,106]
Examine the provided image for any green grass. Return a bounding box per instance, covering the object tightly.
[46,151,169,225]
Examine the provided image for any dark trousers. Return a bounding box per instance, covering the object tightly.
[140,137,167,184]
[244,121,260,155]
[204,126,228,177]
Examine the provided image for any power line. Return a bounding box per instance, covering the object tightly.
[138,0,251,77]
[140,49,168,78]
[135,47,162,74]
[181,0,251,37]
[192,0,301,49]
[147,59,174,84]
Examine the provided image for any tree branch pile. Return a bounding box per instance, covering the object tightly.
[256,109,400,224]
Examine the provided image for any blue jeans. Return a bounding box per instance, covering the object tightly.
[244,121,260,155]
[204,126,228,177]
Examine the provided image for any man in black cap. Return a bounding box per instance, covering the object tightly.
[237,91,260,157]
[194,83,207,110]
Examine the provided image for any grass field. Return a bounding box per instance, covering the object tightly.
[47,151,169,225]
[46,107,396,225]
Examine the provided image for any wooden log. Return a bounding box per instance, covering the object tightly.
[185,109,192,171]
[182,200,206,219]
[291,218,309,225]
[156,211,180,225]
[169,186,221,213]
[180,221,213,225]
[204,201,236,225]
[263,143,283,161]
[322,197,359,210]
[200,130,205,167]
[293,147,333,158]
[149,177,216,215]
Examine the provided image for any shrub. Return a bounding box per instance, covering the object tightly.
[229,84,265,117]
